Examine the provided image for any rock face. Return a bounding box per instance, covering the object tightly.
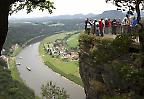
[78,34,121,99]
[79,60,106,99]
[79,34,108,99]
[79,33,144,99]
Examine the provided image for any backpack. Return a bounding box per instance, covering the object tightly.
[105,20,109,27]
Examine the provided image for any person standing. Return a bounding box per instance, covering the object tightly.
[122,14,131,34]
[85,18,92,35]
[94,20,99,36]
[108,19,111,34]
[117,18,122,34]
[122,15,127,33]
[131,16,139,42]
[90,19,95,35]
[99,19,104,37]
[131,16,138,27]
[105,18,109,34]
[126,15,131,34]
[102,19,105,34]
[111,19,118,35]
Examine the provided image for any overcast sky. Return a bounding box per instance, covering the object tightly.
[10,0,117,18]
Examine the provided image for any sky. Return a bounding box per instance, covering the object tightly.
[10,0,117,18]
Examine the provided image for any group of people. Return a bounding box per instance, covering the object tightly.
[85,14,138,36]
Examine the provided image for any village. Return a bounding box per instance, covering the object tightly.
[43,38,79,62]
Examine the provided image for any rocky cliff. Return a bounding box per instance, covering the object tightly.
[79,33,144,99]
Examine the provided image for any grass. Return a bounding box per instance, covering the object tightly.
[66,33,80,49]
[36,96,40,99]
[39,31,83,86]
[8,46,22,81]
[41,32,68,44]
[8,57,22,81]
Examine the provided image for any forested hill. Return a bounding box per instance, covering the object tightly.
[95,10,125,19]
[4,19,84,53]
[37,10,125,20]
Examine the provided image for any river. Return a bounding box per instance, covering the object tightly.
[16,42,86,99]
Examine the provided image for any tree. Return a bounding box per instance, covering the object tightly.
[106,0,144,66]
[106,0,144,23]
[41,81,69,99]
[0,0,55,56]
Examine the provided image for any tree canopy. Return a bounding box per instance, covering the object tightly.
[9,0,55,15]
[41,81,69,99]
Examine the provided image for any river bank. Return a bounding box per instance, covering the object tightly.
[16,42,86,99]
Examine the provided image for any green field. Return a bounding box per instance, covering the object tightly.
[66,33,79,49]
[39,31,83,86]
[9,57,22,81]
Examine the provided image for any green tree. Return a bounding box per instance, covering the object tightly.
[0,0,55,55]
[106,0,144,66]
[41,81,69,99]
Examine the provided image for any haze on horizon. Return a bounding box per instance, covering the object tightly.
[10,0,117,18]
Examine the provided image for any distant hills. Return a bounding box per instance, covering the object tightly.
[43,10,126,20]
[94,10,125,20]
[10,10,126,21]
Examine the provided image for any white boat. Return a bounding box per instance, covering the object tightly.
[16,62,21,65]
[19,57,23,59]
[26,66,31,71]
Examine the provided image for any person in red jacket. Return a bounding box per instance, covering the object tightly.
[99,19,104,37]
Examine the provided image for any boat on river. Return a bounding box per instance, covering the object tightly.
[26,66,31,71]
